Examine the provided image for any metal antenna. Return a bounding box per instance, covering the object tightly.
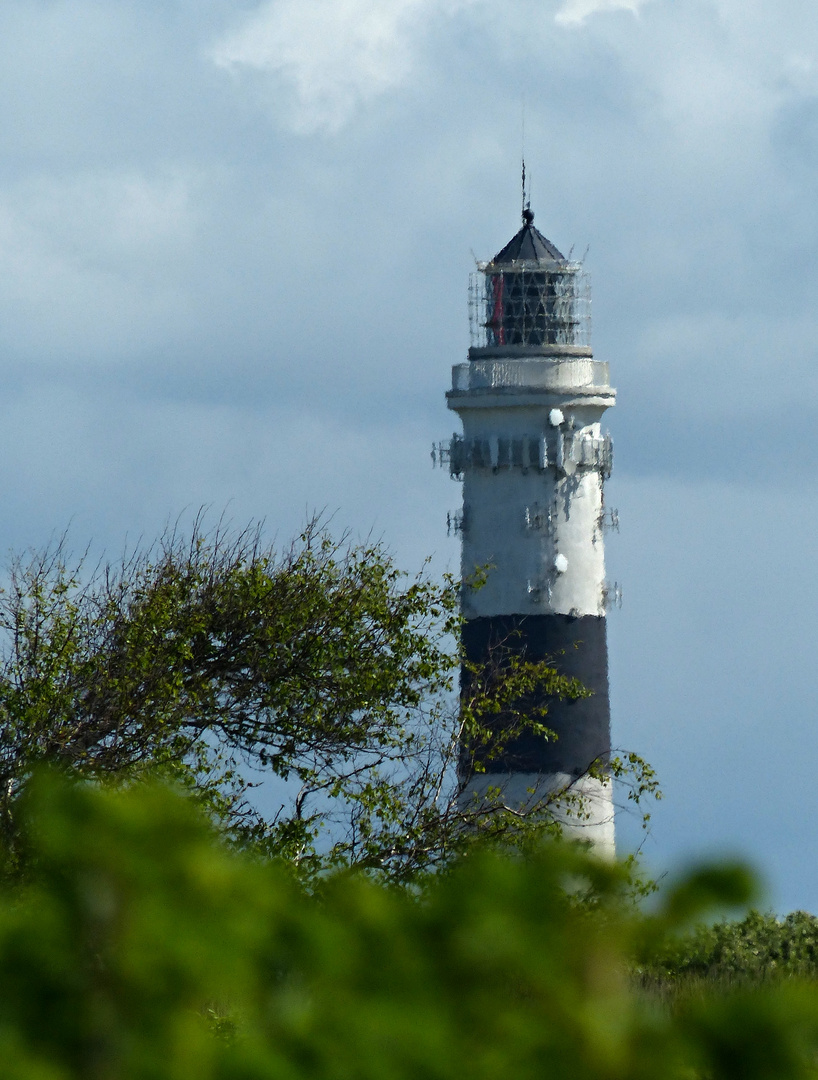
[521,158,533,226]
[521,95,530,223]
[520,96,533,224]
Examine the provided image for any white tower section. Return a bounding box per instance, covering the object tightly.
[443,209,616,853]
[449,361,613,621]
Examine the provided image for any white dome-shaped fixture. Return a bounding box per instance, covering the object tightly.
[554,553,569,574]
[549,408,564,427]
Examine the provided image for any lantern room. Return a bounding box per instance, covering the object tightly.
[468,209,590,351]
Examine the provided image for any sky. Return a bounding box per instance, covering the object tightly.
[1,0,818,909]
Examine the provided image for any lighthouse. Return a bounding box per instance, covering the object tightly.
[442,207,616,852]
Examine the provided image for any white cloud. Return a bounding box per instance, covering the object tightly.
[554,0,649,26]
[211,0,480,133]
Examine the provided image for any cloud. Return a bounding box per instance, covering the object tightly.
[0,169,202,363]
[211,0,480,133]
[554,0,649,25]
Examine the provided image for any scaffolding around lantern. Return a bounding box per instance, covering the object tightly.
[468,260,591,349]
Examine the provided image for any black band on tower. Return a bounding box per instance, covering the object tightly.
[461,613,611,777]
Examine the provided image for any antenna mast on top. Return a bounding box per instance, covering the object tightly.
[520,95,531,223]
[521,157,533,225]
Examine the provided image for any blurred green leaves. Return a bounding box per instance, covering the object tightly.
[2,772,818,1080]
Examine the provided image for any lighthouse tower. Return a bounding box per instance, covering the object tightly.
[443,207,616,852]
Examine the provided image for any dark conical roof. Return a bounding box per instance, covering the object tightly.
[491,209,565,264]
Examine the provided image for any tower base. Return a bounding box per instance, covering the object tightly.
[458,772,615,857]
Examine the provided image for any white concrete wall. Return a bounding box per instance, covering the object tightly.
[447,361,615,621]
[459,771,616,856]
[448,353,617,855]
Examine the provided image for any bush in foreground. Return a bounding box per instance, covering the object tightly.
[2,773,817,1080]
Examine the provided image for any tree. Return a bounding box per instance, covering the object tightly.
[0,772,813,1080]
[640,908,818,993]
[0,518,657,883]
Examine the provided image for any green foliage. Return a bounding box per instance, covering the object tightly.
[643,907,818,989]
[0,520,657,885]
[2,773,818,1080]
